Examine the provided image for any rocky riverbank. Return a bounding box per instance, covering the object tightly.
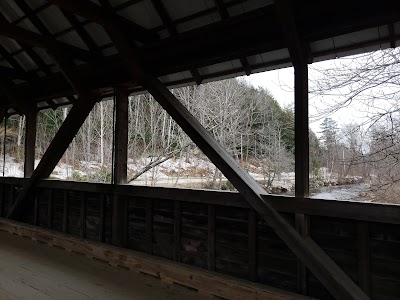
[265,176,365,195]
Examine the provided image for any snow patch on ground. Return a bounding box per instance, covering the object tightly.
[0,155,23,178]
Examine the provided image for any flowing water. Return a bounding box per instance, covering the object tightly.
[310,183,369,201]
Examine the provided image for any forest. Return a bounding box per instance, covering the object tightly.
[1,48,399,203]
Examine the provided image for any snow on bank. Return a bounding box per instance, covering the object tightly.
[0,155,297,190]
[0,155,23,177]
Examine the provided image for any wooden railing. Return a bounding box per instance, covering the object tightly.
[1,177,400,299]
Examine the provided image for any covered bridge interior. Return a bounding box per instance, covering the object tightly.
[0,0,400,299]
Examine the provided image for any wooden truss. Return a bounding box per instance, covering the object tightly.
[1,0,376,299]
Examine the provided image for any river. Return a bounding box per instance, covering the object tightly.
[310,183,369,201]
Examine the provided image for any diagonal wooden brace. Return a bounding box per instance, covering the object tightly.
[39,1,370,298]
[103,13,368,300]
[7,51,99,220]
[7,91,98,219]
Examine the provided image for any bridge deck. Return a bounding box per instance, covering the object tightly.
[0,230,207,300]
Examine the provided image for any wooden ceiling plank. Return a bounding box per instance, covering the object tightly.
[151,0,177,36]
[0,14,92,61]
[48,0,157,43]
[61,10,101,56]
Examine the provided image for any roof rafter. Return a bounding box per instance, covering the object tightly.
[48,0,158,44]
[0,15,92,61]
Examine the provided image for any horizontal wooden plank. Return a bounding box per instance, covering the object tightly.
[0,218,310,300]
[1,178,400,224]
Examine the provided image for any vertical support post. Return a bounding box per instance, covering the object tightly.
[48,189,53,229]
[174,200,181,262]
[24,110,37,178]
[294,56,310,295]
[99,194,106,242]
[208,204,216,271]
[113,87,129,184]
[63,190,69,233]
[357,222,371,296]
[146,199,153,254]
[80,191,87,238]
[0,183,4,217]
[248,209,257,281]
[112,87,129,247]
[33,193,39,226]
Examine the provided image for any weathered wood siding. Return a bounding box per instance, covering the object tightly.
[0,178,399,299]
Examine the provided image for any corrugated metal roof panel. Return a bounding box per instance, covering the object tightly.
[176,12,220,33]
[164,0,208,20]
[228,0,273,17]
[57,31,89,50]
[102,46,118,56]
[159,71,186,83]
[33,47,53,65]
[53,97,70,105]
[118,0,163,29]
[310,38,335,53]
[333,28,383,48]
[109,0,128,7]
[25,0,47,10]
[37,101,48,108]
[0,59,12,68]
[198,61,233,76]
[84,22,112,47]
[0,37,22,53]
[261,49,290,63]
[17,19,41,34]
[37,5,72,35]
[13,52,37,71]
[0,0,24,23]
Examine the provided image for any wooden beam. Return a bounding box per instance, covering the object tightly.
[208,204,216,271]
[0,15,92,61]
[240,57,252,76]
[146,199,153,255]
[248,209,257,281]
[24,110,37,178]
[111,87,128,247]
[63,190,69,233]
[80,191,87,238]
[102,26,369,300]
[47,0,157,43]
[388,23,396,48]
[357,222,371,296]
[274,0,308,69]
[190,68,203,85]
[4,177,400,225]
[0,45,30,78]
[275,1,311,295]
[14,0,52,37]
[214,0,229,20]
[113,87,129,184]
[7,54,98,220]
[0,66,30,80]
[48,189,54,229]
[61,10,102,56]
[173,200,181,262]
[7,93,98,219]
[151,0,177,36]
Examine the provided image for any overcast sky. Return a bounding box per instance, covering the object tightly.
[242,59,369,135]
